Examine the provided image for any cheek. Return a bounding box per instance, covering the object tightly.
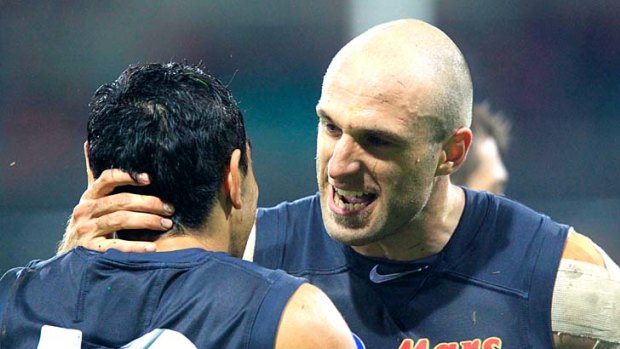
[387,159,432,190]
[315,138,333,168]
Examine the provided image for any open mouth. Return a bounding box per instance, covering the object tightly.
[330,185,377,215]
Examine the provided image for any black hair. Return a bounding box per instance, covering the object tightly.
[87,62,247,235]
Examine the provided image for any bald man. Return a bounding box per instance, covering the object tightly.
[61,19,619,349]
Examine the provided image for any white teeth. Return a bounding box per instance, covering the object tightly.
[334,193,366,210]
[335,188,365,197]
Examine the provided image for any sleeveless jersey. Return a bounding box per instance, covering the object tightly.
[0,247,304,349]
[254,189,569,349]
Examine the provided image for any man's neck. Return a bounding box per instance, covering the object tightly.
[351,178,466,261]
[153,231,230,254]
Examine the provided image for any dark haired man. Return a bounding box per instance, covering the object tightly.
[450,101,511,195]
[0,62,357,349]
[58,20,620,349]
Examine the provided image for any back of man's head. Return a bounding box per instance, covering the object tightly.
[87,62,248,233]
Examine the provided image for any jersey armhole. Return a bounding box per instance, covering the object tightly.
[527,219,569,348]
[255,207,286,269]
[247,273,304,348]
[0,268,23,332]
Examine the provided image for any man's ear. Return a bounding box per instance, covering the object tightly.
[83,141,95,185]
[436,127,472,176]
[224,149,243,209]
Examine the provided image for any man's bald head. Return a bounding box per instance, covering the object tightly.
[321,19,473,142]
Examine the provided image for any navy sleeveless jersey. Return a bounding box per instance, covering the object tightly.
[254,189,569,349]
[0,247,304,348]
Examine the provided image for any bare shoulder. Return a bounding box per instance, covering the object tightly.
[275,283,357,349]
[552,229,620,349]
[561,229,607,266]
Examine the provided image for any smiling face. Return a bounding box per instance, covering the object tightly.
[315,19,473,249]
[316,68,444,247]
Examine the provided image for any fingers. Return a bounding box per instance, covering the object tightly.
[83,141,95,185]
[78,192,175,219]
[78,168,174,218]
[85,237,156,253]
[72,207,173,242]
[91,211,173,234]
[59,168,175,254]
[63,208,170,254]
[82,169,150,199]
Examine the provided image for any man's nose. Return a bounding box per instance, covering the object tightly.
[328,135,361,179]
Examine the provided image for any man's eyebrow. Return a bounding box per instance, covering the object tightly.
[362,128,408,144]
[316,110,407,144]
[316,108,330,120]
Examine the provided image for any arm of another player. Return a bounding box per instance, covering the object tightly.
[58,168,174,254]
[58,144,175,253]
[552,229,620,349]
[58,169,174,253]
[275,283,358,349]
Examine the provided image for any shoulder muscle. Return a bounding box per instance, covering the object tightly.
[275,283,356,349]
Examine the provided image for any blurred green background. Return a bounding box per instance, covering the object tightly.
[1,1,619,273]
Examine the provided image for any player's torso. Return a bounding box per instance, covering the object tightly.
[304,258,534,349]
[0,248,301,349]
[255,191,569,349]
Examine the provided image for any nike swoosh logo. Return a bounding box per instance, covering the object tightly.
[369,264,428,283]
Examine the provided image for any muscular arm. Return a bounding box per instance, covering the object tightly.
[275,283,357,349]
[552,230,620,349]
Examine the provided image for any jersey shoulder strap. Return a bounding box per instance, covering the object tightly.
[0,268,23,324]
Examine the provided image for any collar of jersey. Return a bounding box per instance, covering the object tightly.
[76,246,221,265]
[340,188,488,279]
[342,244,439,281]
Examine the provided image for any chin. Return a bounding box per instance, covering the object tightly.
[319,192,377,244]
[322,215,382,247]
[325,227,382,247]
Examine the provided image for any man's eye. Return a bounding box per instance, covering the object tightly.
[366,135,390,147]
[323,123,341,136]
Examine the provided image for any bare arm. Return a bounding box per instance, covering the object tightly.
[58,169,174,254]
[275,283,357,349]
